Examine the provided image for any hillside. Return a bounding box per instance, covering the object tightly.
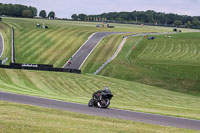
[1,18,200,132]
[0,68,200,120]
[83,32,200,94]
[2,17,176,67]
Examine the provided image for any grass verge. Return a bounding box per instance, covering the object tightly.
[0,68,200,120]
[0,100,199,133]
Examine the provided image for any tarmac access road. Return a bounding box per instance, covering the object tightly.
[0,32,4,57]
[62,32,127,69]
[1,91,200,131]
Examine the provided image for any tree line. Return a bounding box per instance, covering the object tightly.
[71,10,200,28]
[0,3,37,18]
[0,3,55,19]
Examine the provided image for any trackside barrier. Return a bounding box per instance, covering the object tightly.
[11,27,15,63]
[0,63,81,74]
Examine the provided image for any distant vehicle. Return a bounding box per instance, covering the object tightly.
[148,37,155,40]
[107,24,114,28]
[36,24,40,28]
[88,87,113,109]
[173,28,177,32]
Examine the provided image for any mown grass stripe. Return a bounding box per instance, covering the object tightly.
[20,28,56,57]
[0,69,37,93]
[155,42,167,59]
[38,28,81,64]
[36,28,75,59]
[166,43,181,60]
[27,28,73,63]
[19,30,61,63]
[173,42,187,60]
[18,29,46,50]
[47,30,93,67]
[5,21,23,29]
[18,28,39,42]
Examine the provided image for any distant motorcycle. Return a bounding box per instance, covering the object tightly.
[88,87,113,109]
[67,60,71,66]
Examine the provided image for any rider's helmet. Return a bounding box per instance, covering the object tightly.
[104,86,109,90]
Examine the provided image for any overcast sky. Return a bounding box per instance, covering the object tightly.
[1,0,199,18]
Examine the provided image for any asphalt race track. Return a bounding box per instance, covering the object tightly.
[0,91,200,130]
[0,33,4,57]
[63,32,126,69]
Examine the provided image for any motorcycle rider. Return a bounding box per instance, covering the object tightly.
[93,86,110,100]
[67,57,73,66]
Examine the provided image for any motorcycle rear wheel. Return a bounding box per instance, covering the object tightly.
[98,99,110,109]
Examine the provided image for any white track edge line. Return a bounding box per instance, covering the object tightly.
[0,32,4,58]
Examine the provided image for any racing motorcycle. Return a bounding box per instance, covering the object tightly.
[88,87,113,109]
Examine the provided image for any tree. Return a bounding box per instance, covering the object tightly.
[174,20,182,27]
[186,21,192,28]
[48,11,55,19]
[78,14,87,21]
[71,14,78,20]
[29,6,37,17]
[22,9,33,18]
[39,10,47,18]
[192,18,200,26]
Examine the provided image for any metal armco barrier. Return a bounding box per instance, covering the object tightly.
[0,63,81,74]
[11,27,15,63]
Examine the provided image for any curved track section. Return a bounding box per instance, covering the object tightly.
[0,91,200,130]
[62,32,126,69]
[0,32,4,58]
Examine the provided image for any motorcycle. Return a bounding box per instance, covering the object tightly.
[88,88,113,109]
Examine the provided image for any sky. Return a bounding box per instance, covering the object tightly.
[0,0,199,18]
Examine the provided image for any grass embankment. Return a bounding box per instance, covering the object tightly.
[1,68,200,120]
[81,34,125,73]
[83,32,200,94]
[0,21,12,63]
[3,17,175,67]
[1,101,199,133]
[4,18,96,67]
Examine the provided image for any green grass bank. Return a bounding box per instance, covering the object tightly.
[0,68,200,120]
[83,32,200,94]
[1,101,199,133]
